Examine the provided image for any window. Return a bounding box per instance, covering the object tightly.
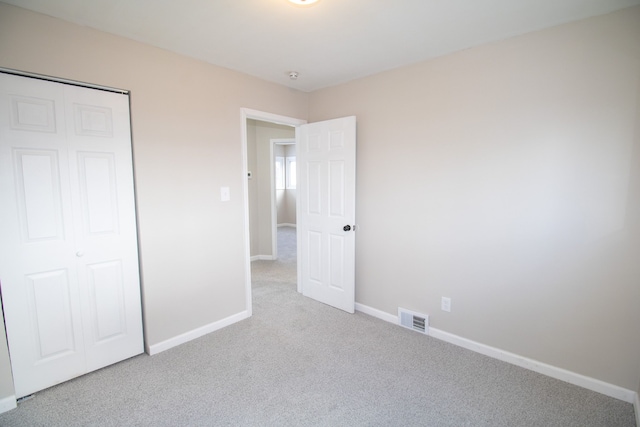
[275,156,285,190]
[275,154,296,190]
[286,157,296,189]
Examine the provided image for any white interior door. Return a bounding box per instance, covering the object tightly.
[0,72,143,398]
[296,116,356,313]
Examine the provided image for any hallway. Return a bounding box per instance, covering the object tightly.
[251,226,297,292]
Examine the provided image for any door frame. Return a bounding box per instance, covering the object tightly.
[240,108,306,315]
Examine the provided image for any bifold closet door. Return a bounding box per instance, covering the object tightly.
[0,73,143,398]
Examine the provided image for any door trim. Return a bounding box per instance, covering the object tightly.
[240,109,306,316]
[0,67,128,94]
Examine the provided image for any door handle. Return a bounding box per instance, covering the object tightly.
[343,225,355,232]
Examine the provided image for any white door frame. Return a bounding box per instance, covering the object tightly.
[270,138,296,260]
[240,108,306,315]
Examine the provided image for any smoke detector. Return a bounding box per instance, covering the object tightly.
[288,71,299,80]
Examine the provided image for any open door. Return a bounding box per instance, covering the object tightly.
[296,116,356,313]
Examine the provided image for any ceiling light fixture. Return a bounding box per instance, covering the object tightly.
[288,0,320,6]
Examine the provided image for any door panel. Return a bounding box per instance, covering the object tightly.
[77,152,119,235]
[63,83,143,373]
[307,161,322,214]
[73,104,113,138]
[329,160,345,216]
[26,269,78,360]
[0,74,84,397]
[0,72,142,397]
[329,234,345,290]
[86,260,126,342]
[297,116,356,313]
[308,231,322,283]
[14,149,65,241]
[10,95,56,134]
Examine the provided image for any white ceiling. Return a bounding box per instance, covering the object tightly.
[4,0,639,92]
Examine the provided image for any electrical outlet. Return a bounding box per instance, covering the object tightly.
[441,297,451,312]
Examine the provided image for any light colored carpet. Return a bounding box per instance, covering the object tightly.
[0,226,635,426]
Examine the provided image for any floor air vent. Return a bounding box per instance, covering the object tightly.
[398,308,429,334]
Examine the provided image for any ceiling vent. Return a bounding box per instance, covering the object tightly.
[398,308,429,335]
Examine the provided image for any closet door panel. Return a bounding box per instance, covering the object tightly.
[0,74,85,398]
[63,84,143,372]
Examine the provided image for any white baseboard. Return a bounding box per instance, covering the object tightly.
[355,302,397,323]
[354,303,636,404]
[0,395,17,414]
[277,223,296,228]
[250,255,275,262]
[428,328,636,403]
[635,391,639,427]
[147,310,250,355]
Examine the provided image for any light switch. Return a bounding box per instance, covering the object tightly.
[220,186,230,202]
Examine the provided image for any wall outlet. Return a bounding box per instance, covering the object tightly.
[441,297,451,312]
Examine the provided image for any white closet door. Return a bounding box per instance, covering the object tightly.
[0,73,143,398]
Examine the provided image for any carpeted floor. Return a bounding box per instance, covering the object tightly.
[0,226,635,426]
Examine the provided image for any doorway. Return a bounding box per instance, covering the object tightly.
[240,109,306,314]
[246,123,295,261]
[272,138,296,259]
[241,110,357,315]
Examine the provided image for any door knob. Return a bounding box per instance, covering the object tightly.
[343,225,351,232]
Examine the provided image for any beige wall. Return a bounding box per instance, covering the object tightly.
[247,120,295,257]
[309,7,640,389]
[282,190,297,225]
[0,3,308,401]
